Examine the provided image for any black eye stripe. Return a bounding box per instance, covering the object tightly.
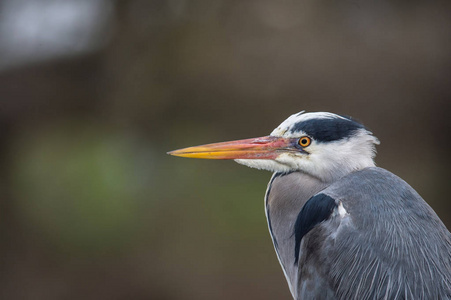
[289,117,365,142]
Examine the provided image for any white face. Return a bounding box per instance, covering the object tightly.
[235,112,380,182]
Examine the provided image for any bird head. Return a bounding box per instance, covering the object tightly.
[168,111,380,182]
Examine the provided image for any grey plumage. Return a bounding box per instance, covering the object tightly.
[267,168,451,299]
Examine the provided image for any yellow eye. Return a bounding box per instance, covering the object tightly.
[298,137,311,147]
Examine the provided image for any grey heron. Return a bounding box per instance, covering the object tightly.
[168,111,451,299]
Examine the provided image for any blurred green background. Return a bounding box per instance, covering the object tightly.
[0,0,450,299]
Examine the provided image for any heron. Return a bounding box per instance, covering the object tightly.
[168,111,451,299]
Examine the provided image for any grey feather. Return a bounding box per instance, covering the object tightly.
[266,167,451,300]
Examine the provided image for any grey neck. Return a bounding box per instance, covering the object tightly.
[265,171,329,297]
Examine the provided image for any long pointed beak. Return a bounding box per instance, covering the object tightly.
[168,136,294,160]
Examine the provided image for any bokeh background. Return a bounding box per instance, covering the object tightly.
[0,0,450,299]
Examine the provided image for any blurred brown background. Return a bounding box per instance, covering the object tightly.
[0,0,450,299]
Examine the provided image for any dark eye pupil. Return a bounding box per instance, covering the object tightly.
[301,139,307,145]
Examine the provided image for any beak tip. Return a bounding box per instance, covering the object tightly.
[167,150,178,156]
[168,149,188,158]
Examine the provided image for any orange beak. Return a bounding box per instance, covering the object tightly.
[168,136,295,160]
